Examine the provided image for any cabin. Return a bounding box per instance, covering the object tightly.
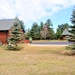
[61,29,72,40]
[0,19,25,44]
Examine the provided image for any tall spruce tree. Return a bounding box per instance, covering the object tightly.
[8,17,22,50]
[68,7,75,50]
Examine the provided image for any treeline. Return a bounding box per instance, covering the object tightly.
[25,19,70,40]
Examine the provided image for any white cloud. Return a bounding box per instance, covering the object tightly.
[0,0,75,27]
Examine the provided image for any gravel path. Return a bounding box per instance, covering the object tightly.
[30,41,72,46]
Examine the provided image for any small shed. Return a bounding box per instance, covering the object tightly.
[62,29,72,40]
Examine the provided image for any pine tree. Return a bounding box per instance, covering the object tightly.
[68,7,75,50]
[39,21,44,39]
[56,23,70,39]
[7,17,22,50]
[45,19,55,40]
[30,22,40,40]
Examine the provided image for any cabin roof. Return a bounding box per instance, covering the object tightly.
[0,19,14,31]
[62,29,72,35]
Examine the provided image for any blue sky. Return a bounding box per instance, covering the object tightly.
[50,7,73,31]
[26,6,74,32]
[0,0,75,32]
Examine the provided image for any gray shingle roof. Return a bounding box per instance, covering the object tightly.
[62,29,72,35]
[0,19,14,31]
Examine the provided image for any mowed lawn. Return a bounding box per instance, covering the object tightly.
[0,44,75,75]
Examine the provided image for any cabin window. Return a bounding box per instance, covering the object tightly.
[65,34,69,39]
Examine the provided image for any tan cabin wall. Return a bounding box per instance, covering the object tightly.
[62,35,71,40]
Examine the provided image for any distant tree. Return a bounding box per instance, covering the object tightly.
[56,23,70,39]
[19,20,25,41]
[39,21,44,39]
[39,19,55,40]
[49,28,55,40]
[61,23,69,33]
[30,22,40,40]
[45,19,55,40]
[25,29,31,39]
[67,7,75,50]
[40,22,50,40]
[29,19,55,40]
[43,24,49,39]
[40,21,44,30]
[19,20,25,32]
[56,28,61,39]
[7,17,22,50]
[40,30,45,39]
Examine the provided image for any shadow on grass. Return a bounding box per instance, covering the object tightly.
[62,50,75,56]
[36,49,62,55]
[3,44,23,51]
[36,48,75,56]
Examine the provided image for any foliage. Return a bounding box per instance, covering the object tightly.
[39,22,44,39]
[39,21,44,30]
[40,24,49,39]
[45,19,55,39]
[49,28,55,39]
[56,23,70,39]
[40,19,55,40]
[19,20,25,32]
[7,17,23,50]
[56,28,62,39]
[25,29,31,39]
[26,19,55,40]
[30,22,40,40]
[67,7,75,51]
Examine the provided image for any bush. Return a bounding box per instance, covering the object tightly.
[66,44,75,51]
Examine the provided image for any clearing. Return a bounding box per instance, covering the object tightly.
[0,44,75,75]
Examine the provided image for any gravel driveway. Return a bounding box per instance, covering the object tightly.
[31,41,73,46]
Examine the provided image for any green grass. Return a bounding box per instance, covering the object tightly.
[0,45,75,75]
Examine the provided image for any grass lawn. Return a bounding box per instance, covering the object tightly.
[0,44,75,75]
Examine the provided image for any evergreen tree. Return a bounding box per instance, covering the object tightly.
[25,29,31,39]
[40,21,44,30]
[30,22,40,40]
[19,20,25,32]
[56,28,61,39]
[56,23,70,39]
[45,19,55,40]
[39,21,44,39]
[50,28,55,40]
[68,7,75,50]
[7,17,22,50]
